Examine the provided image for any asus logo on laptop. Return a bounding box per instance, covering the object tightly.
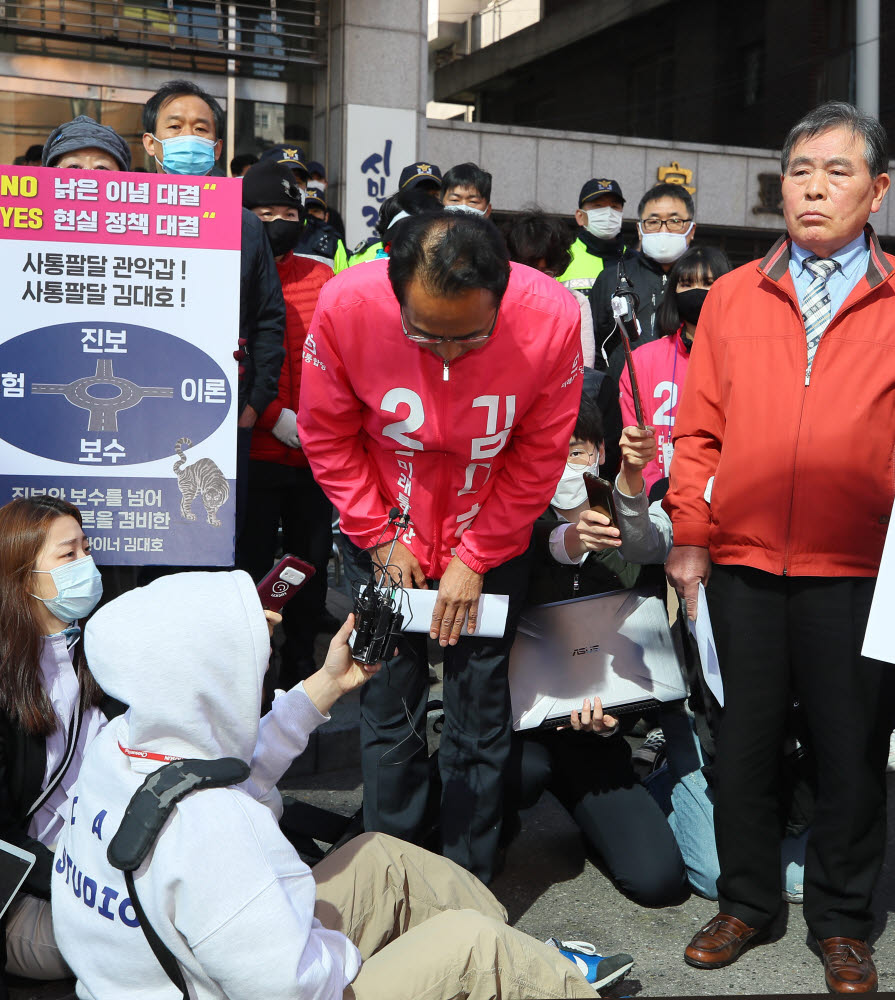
[571,644,600,656]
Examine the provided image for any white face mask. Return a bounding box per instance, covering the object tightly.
[444,203,486,216]
[639,223,693,265]
[551,457,599,510]
[585,207,623,240]
[32,554,103,623]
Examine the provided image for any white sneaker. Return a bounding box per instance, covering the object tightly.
[887,731,895,773]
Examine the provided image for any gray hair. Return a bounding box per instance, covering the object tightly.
[781,101,889,178]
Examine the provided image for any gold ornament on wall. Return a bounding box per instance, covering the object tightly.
[657,161,695,195]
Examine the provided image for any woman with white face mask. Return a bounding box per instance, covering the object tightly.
[0,496,112,981]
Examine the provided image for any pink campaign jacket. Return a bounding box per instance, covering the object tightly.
[297,260,583,579]
[619,328,690,492]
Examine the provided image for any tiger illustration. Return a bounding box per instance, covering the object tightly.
[173,437,230,527]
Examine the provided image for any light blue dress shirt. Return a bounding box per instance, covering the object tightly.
[789,232,869,319]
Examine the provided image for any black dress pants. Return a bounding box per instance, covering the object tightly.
[236,461,333,681]
[707,564,895,939]
[506,729,687,905]
[342,536,531,885]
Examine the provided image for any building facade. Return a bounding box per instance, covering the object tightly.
[3,0,890,259]
[0,0,320,169]
[425,0,892,261]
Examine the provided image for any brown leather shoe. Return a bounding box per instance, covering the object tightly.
[684,912,766,968]
[819,937,877,994]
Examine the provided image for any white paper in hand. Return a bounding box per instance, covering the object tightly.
[862,494,895,664]
[400,589,509,638]
[687,583,724,707]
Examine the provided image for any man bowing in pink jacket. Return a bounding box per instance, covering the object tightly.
[299,213,582,883]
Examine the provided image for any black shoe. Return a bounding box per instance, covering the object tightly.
[631,727,666,766]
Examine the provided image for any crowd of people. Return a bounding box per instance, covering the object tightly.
[1,79,894,998]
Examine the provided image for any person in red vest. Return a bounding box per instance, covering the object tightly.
[235,159,336,686]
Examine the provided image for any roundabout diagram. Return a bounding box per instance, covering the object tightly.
[0,321,231,465]
[33,359,174,432]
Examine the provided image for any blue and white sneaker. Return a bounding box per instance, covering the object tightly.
[545,937,634,990]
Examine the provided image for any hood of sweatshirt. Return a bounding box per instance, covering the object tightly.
[84,571,269,763]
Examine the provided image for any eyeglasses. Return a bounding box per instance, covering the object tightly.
[566,447,596,468]
[400,308,498,346]
[639,217,692,234]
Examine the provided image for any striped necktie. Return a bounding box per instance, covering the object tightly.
[801,256,839,379]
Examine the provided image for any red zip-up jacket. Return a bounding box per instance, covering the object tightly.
[251,253,333,468]
[663,226,895,577]
[297,260,583,579]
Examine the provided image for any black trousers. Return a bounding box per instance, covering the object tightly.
[707,564,895,939]
[507,728,687,905]
[342,537,531,885]
[235,461,333,679]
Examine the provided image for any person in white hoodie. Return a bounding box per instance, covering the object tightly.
[52,571,604,1000]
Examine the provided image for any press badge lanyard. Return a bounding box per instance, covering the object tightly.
[119,744,184,764]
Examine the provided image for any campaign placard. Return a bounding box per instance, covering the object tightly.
[0,166,242,565]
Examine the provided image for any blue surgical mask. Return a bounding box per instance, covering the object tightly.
[32,555,103,623]
[153,134,217,176]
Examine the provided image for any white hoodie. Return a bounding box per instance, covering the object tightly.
[51,571,361,1000]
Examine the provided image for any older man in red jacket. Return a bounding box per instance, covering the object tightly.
[235,159,334,685]
[299,213,582,882]
[665,101,894,994]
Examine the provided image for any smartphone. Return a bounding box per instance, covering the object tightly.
[583,470,618,528]
[257,555,315,613]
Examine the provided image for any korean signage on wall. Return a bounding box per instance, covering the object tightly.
[0,166,242,566]
[344,104,418,250]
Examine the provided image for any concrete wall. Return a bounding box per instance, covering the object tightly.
[424,118,895,237]
[314,0,428,227]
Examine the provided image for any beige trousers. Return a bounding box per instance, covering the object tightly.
[5,893,71,980]
[313,833,595,1000]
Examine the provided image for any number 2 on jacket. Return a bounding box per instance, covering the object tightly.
[381,388,425,450]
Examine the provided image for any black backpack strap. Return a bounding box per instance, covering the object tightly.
[124,868,190,1000]
[108,757,250,998]
[108,758,249,871]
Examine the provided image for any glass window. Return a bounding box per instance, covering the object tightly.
[0,94,146,169]
[232,99,311,160]
[0,90,308,175]
[0,1,320,80]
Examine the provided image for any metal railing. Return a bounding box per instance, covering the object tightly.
[0,0,324,66]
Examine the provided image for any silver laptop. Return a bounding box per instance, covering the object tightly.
[0,839,35,918]
[509,587,687,731]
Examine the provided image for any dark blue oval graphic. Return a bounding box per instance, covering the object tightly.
[0,322,231,466]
